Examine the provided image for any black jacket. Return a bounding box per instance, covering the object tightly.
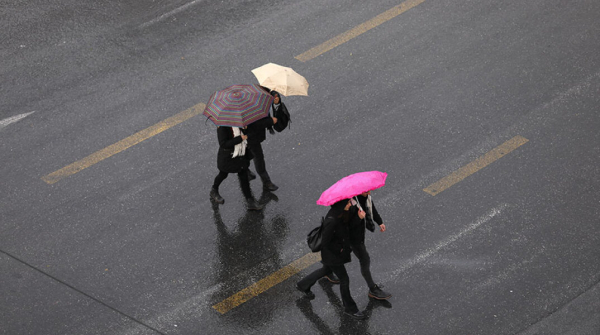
[320,201,353,266]
[246,117,274,145]
[216,127,250,173]
[271,101,290,132]
[348,195,383,244]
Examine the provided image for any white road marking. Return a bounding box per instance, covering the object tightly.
[385,203,509,283]
[139,0,205,29]
[120,284,222,335]
[0,111,35,130]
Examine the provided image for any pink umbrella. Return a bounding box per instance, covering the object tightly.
[316,171,388,206]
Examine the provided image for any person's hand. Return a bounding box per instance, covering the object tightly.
[344,200,352,211]
[358,209,366,219]
[272,117,278,124]
[241,134,248,141]
[380,223,386,232]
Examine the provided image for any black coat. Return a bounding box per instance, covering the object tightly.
[246,117,274,145]
[348,195,383,244]
[320,204,353,266]
[216,127,250,173]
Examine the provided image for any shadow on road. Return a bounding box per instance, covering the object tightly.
[295,279,393,334]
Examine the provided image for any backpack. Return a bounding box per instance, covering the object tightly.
[272,104,291,132]
[307,217,325,252]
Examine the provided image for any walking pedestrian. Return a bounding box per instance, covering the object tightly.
[209,126,264,210]
[327,191,392,299]
[269,90,291,132]
[245,91,281,191]
[296,199,367,320]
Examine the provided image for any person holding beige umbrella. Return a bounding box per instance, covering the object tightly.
[252,63,307,132]
[244,63,309,191]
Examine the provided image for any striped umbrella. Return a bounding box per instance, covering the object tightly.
[203,84,274,127]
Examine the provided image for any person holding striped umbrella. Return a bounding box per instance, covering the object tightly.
[203,84,278,210]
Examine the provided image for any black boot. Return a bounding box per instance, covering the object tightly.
[325,273,340,284]
[263,180,279,192]
[344,310,367,320]
[246,197,264,211]
[247,169,257,181]
[368,284,392,300]
[210,187,224,204]
[259,172,279,191]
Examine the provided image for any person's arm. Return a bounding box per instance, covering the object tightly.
[252,117,276,130]
[371,202,386,232]
[372,202,383,225]
[217,127,243,150]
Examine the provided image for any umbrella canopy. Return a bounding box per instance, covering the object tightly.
[203,84,274,127]
[251,63,309,96]
[317,171,388,206]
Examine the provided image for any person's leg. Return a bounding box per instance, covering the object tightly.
[210,171,228,204]
[297,265,332,292]
[329,265,358,314]
[352,243,392,300]
[249,143,278,191]
[237,168,252,199]
[352,243,376,289]
[213,171,228,188]
[237,169,263,210]
[249,144,266,177]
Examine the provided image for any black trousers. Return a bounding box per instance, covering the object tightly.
[212,169,252,199]
[297,264,358,313]
[247,143,271,182]
[351,242,376,289]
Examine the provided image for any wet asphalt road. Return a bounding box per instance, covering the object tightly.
[1,0,600,334]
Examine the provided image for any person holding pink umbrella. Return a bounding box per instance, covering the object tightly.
[296,171,390,319]
[296,198,366,320]
[316,171,392,298]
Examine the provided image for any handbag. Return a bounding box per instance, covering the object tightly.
[307,217,325,252]
[365,217,376,232]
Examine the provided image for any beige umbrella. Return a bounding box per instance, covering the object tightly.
[251,63,309,96]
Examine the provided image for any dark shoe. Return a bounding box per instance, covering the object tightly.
[263,181,279,192]
[296,284,315,300]
[325,273,340,284]
[210,188,224,204]
[344,310,367,320]
[247,169,257,181]
[246,198,264,211]
[368,285,391,300]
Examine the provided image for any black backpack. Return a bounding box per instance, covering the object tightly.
[307,217,325,252]
[272,103,291,132]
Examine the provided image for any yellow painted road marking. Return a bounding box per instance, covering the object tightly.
[423,136,529,196]
[213,252,321,314]
[295,0,427,62]
[41,103,206,185]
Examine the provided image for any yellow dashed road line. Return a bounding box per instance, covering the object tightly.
[423,136,529,196]
[295,0,427,62]
[213,252,321,314]
[41,103,205,184]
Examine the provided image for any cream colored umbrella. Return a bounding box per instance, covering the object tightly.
[251,63,309,96]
